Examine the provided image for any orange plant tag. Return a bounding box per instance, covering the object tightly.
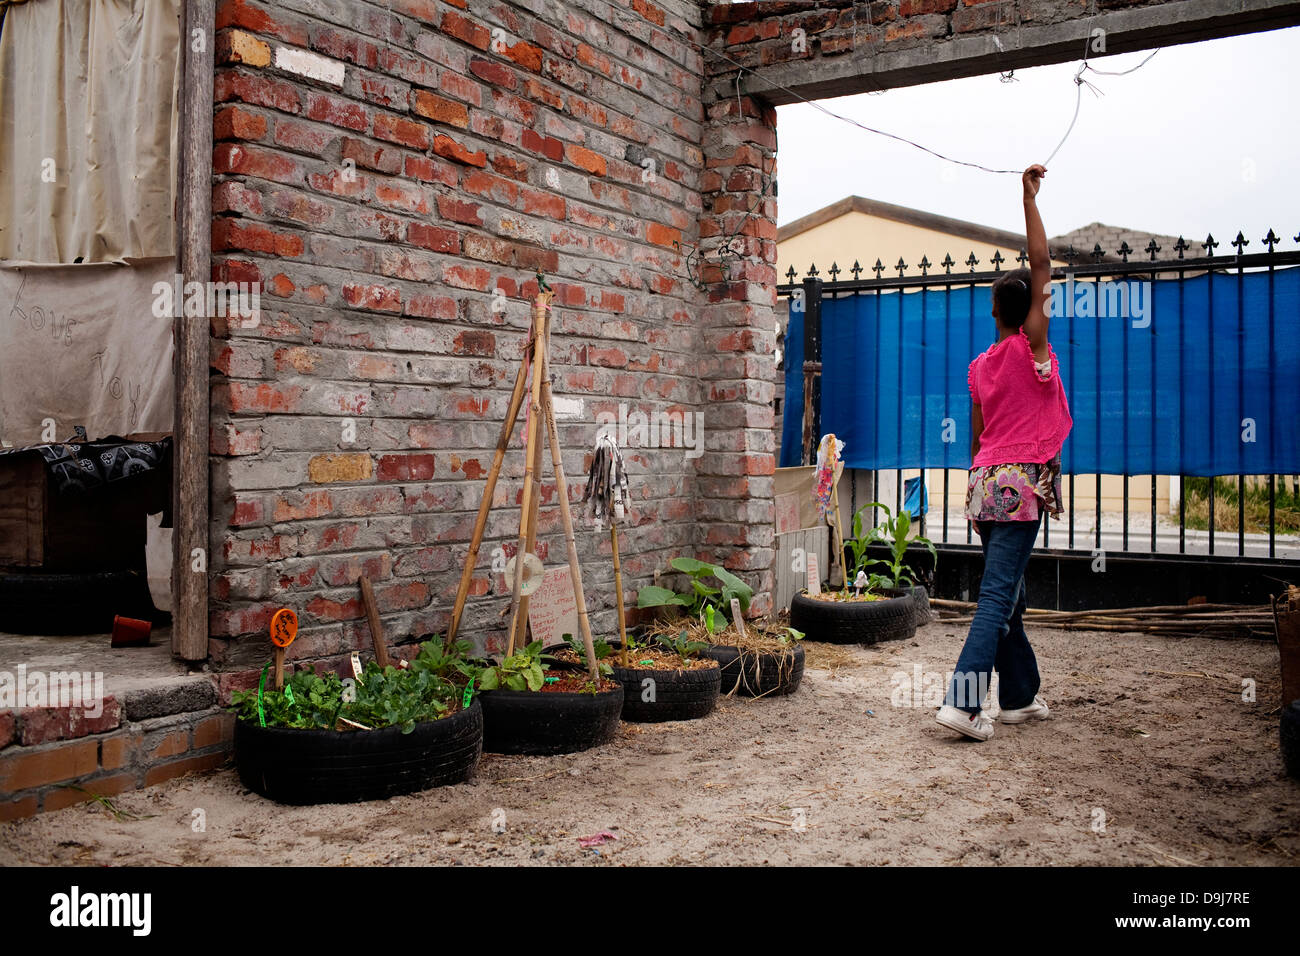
[270,608,298,648]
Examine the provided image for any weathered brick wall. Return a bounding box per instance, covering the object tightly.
[207,0,738,675]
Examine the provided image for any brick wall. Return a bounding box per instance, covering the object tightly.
[0,681,232,821]
[206,0,765,675]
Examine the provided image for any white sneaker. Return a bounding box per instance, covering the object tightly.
[936,705,994,741]
[997,695,1050,724]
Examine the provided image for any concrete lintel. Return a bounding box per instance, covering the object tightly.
[708,0,1300,104]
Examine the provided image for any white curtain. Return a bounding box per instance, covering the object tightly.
[0,0,180,263]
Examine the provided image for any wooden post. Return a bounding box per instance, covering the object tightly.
[539,356,598,680]
[446,352,530,644]
[172,0,215,662]
[358,576,390,668]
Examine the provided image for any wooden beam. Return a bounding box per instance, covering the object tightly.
[172,0,215,662]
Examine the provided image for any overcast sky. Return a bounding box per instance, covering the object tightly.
[776,25,1299,246]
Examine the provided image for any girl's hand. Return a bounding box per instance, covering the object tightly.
[1022,164,1047,202]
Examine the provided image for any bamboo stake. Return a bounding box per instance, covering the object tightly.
[539,352,599,680]
[611,523,628,667]
[506,292,550,655]
[273,646,285,690]
[512,403,546,650]
[446,347,531,645]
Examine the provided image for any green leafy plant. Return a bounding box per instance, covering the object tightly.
[230,638,471,734]
[476,640,550,692]
[636,557,753,624]
[779,627,805,645]
[847,502,937,590]
[654,631,708,659]
[564,633,614,676]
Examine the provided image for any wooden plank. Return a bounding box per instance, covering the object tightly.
[0,455,42,567]
[171,0,215,661]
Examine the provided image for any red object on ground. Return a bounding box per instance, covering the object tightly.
[111,615,152,647]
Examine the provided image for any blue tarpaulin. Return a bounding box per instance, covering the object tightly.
[781,268,1300,476]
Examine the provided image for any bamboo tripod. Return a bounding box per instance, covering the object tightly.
[445,286,600,679]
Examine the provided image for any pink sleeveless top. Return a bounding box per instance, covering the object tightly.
[968,330,1072,468]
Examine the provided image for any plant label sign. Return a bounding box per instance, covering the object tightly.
[527,566,580,646]
[730,598,747,639]
[807,553,821,595]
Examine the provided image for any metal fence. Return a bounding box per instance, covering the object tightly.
[778,232,1300,566]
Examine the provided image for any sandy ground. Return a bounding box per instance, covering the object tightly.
[3,621,1297,867]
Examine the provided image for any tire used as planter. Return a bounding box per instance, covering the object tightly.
[789,589,918,646]
[479,671,623,756]
[703,642,804,698]
[609,661,721,723]
[234,698,483,805]
[1282,700,1300,780]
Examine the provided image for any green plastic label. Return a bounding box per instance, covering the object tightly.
[461,677,475,709]
[256,661,271,727]
[284,684,296,707]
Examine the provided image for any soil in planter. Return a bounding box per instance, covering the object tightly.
[536,669,621,694]
[551,643,717,672]
[669,617,805,698]
[804,590,889,603]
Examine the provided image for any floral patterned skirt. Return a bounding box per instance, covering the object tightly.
[965,455,1063,522]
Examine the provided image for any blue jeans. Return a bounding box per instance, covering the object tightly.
[945,515,1042,714]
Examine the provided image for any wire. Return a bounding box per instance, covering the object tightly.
[695,12,1162,176]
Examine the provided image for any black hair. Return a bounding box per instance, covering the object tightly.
[992,268,1032,329]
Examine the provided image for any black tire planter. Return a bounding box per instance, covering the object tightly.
[609,661,721,723]
[907,585,934,627]
[1283,700,1300,780]
[479,674,623,755]
[234,698,482,805]
[703,642,804,698]
[789,589,918,645]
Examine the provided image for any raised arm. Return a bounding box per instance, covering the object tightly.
[1020,164,1052,363]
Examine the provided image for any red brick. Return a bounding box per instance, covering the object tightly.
[469,57,517,90]
[304,91,368,131]
[503,40,544,73]
[18,698,122,746]
[212,181,263,216]
[441,10,490,49]
[521,128,563,162]
[432,134,487,167]
[0,711,14,749]
[411,90,469,128]
[521,187,565,219]
[194,713,236,749]
[407,222,460,254]
[148,729,189,761]
[443,264,491,291]
[462,170,519,205]
[213,142,301,182]
[342,283,402,312]
[214,69,301,113]
[0,739,98,791]
[405,294,457,319]
[436,196,483,226]
[214,105,267,140]
[646,222,681,249]
[272,490,333,522]
[376,454,437,482]
[211,424,261,456]
[310,26,380,69]
[223,382,305,413]
[374,112,430,150]
[273,117,338,153]
[404,154,458,186]
[216,0,308,45]
[0,796,38,822]
[453,330,496,357]
[306,595,364,622]
[144,752,229,787]
[491,154,530,182]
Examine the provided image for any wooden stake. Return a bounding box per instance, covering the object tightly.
[358,576,390,668]
[539,354,599,680]
[506,292,550,655]
[273,646,285,690]
[611,523,628,667]
[446,349,531,645]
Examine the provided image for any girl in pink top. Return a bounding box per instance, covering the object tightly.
[937,165,1073,742]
